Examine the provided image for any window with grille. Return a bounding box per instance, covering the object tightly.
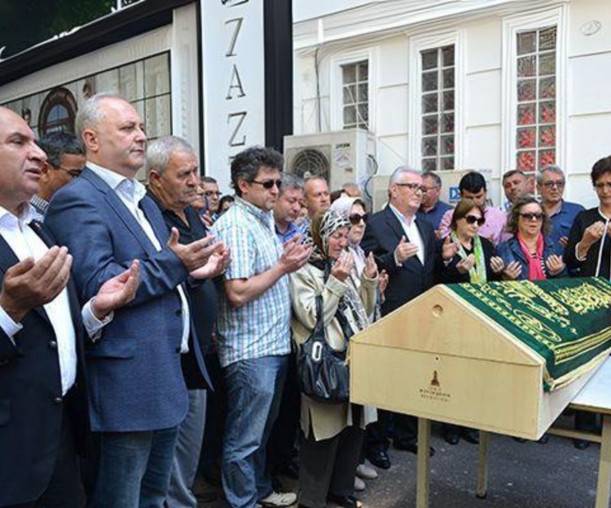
[341,60,369,129]
[515,26,556,173]
[421,45,455,172]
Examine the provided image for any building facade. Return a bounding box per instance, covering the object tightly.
[292,0,610,208]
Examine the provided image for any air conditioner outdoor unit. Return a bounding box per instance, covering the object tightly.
[283,129,377,193]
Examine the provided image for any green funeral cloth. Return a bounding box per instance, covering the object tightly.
[447,277,611,392]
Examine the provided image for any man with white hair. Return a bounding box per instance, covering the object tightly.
[361,166,437,468]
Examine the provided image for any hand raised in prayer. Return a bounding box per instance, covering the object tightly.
[92,260,140,319]
[167,228,223,272]
[490,256,505,274]
[278,235,313,275]
[363,252,378,279]
[441,236,459,261]
[502,260,522,280]
[545,254,565,276]
[0,246,72,323]
[331,251,354,283]
[456,254,475,274]
[190,246,231,279]
[394,236,419,264]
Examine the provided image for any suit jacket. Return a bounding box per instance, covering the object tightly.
[0,223,88,506]
[46,167,210,432]
[148,193,218,390]
[361,206,436,315]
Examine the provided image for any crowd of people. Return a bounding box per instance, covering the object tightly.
[1,91,611,508]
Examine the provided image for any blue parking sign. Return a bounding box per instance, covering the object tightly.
[449,186,461,203]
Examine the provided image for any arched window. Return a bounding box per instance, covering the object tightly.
[39,88,78,135]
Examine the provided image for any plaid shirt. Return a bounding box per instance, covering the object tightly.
[213,197,291,367]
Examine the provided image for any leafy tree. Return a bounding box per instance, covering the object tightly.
[0,0,117,58]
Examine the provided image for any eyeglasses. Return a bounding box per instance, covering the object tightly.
[594,182,611,191]
[519,212,544,221]
[204,190,221,197]
[396,182,427,193]
[251,179,282,190]
[541,180,565,189]
[464,215,485,226]
[348,213,368,225]
[56,166,82,179]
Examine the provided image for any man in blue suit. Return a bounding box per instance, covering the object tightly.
[0,105,140,507]
[46,94,220,507]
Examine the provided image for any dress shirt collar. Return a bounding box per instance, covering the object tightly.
[389,203,417,226]
[87,162,146,204]
[0,202,36,230]
[235,196,274,230]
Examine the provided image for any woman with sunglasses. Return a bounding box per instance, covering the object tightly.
[330,197,389,491]
[437,198,504,285]
[290,210,379,508]
[496,195,566,281]
[436,198,504,445]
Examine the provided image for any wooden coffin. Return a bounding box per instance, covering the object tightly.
[350,278,611,439]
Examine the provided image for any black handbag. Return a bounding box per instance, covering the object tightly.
[297,294,350,403]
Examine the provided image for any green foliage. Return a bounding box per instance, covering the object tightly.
[0,0,115,58]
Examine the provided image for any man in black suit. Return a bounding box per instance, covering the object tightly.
[361,166,436,469]
[0,105,139,507]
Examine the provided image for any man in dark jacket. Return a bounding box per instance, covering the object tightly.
[361,166,436,469]
[146,135,230,508]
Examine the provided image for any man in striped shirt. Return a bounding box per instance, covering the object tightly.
[213,146,312,508]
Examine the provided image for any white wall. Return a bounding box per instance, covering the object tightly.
[292,0,611,208]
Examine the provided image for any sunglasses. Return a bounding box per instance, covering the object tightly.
[464,215,485,226]
[348,213,368,225]
[252,179,282,189]
[519,212,544,221]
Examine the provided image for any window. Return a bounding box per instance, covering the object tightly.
[341,60,369,130]
[421,45,455,172]
[515,26,556,173]
[38,88,78,135]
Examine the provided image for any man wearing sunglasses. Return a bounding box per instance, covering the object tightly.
[361,166,437,468]
[213,146,312,508]
[537,165,584,249]
[30,131,85,221]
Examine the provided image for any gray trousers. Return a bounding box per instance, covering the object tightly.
[167,389,207,508]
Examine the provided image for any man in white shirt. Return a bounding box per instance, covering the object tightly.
[45,94,219,507]
[0,105,140,507]
[361,166,437,468]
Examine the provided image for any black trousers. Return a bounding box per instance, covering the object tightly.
[199,352,227,474]
[9,409,84,508]
[365,409,418,454]
[267,351,301,473]
[298,406,364,508]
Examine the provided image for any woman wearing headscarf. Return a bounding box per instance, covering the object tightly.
[330,197,388,490]
[290,210,378,508]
